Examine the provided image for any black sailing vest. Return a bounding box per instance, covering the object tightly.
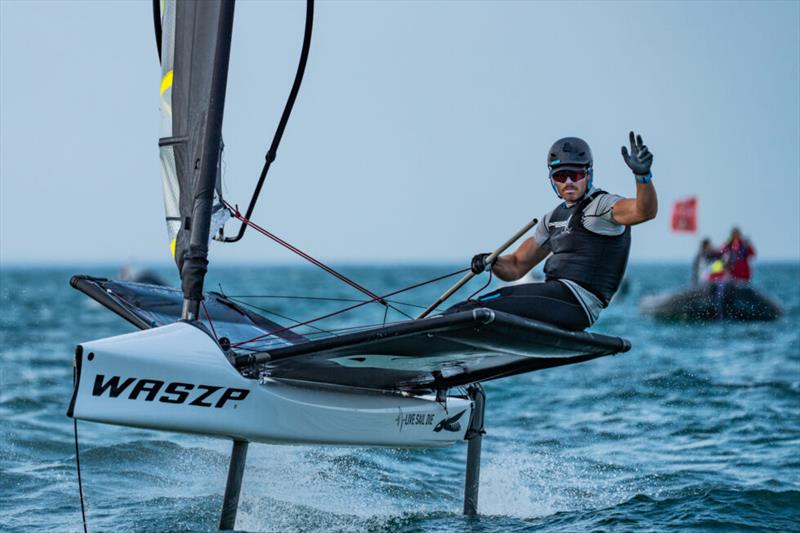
[543,190,631,306]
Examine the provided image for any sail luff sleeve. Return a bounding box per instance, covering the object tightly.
[156,0,235,307]
[181,0,236,306]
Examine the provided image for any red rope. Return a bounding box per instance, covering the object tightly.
[232,267,469,348]
[467,270,493,301]
[201,300,219,341]
[224,200,386,304]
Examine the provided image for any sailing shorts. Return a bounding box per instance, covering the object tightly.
[443,281,591,331]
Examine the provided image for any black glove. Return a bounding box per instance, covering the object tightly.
[471,253,494,274]
[621,131,653,177]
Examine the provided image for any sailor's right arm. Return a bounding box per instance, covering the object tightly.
[492,237,550,281]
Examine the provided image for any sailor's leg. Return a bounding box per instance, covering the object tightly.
[219,440,248,531]
[447,282,591,331]
[463,384,486,516]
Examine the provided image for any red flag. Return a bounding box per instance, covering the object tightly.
[671,196,697,232]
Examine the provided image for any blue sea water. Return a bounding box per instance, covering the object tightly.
[1,262,798,532]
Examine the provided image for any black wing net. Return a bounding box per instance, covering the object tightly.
[71,276,630,392]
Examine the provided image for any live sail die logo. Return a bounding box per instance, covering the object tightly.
[395,409,467,432]
[395,409,435,432]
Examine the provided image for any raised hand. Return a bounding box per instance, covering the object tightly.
[621,131,654,177]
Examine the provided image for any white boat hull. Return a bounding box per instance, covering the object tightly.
[68,322,472,447]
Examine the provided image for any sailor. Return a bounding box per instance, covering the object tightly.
[448,133,658,331]
[692,238,720,285]
[707,259,728,283]
[720,227,755,282]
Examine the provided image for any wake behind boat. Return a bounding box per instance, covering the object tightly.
[640,280,782,322]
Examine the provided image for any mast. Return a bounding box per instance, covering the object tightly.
[155,0,236,320]
[179,1,235,320]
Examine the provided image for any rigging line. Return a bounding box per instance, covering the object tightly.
[380,299,417,322]
[282,316,413,338]
[224,201,387,305]
[231,298,400,338]
[73,419,88,533]
[225,294,366,301]
[227,297,336,336]
[223,0,314,243]
[296,316,413,337]
[104,289,159,325]
[220,294,428,309]
[467,271,493,301]
[201,300,219,341]
[231,300,376,348]
[234,316,420,350]
[234,290,410,320]
[233,267,469,348]
[232,267,469,347]
[387,303,414,321]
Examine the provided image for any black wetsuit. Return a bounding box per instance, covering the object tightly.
[446,190,631,331]
[445,280,591,331]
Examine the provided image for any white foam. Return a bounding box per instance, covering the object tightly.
[479,447,646,518]
[236,445,405,531]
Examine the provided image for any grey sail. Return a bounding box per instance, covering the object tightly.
[156,0,234,311]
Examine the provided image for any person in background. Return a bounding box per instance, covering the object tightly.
[721,227,755,282]
[692,238,719,285]
[707,258,727,283]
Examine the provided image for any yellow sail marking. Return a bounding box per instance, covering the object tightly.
[160,70,174,96]
[170,238,177,258]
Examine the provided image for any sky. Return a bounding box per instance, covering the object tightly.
[1,0,799,266]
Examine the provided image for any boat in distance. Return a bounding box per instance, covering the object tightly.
[640,281,782,322]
